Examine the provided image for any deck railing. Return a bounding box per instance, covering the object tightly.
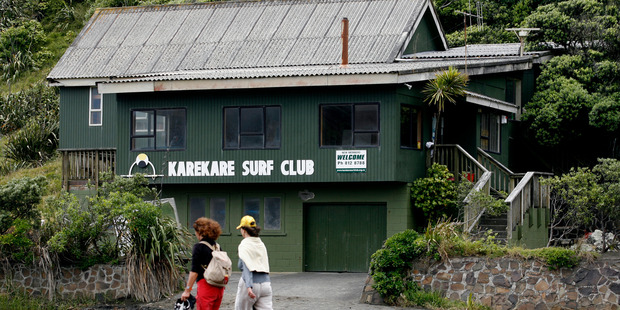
[61,149,116,190]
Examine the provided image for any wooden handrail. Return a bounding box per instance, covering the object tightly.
[505,171,553,240]
[434,145,490,232]
[463,171,492,232]
[434,145,554,242]
[434,144,488,183]
[477,147,515,193]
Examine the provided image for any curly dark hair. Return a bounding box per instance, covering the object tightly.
[193,217,222,240]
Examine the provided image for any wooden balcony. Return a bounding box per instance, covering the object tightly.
[60,149,116,190]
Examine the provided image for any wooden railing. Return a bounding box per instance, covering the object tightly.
[462,171,492,232]
[433,145,553,240]
[61,149,116,190]
[505,171,553,240]
[476,148,516,194]
[433,145,490,231]
[434,144,488,183]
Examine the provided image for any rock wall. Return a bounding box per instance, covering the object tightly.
[0,264,129,300]
[361,254,620,310]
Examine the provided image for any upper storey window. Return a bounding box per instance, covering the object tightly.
[224,106,281,150]
[89,87,102,126]
[320,103,379,147]
[131,108,186,151]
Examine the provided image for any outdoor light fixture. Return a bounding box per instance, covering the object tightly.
[298,190,315,201]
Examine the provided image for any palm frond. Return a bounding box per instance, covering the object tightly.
[422,67,469,113]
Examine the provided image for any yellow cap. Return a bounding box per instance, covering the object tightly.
[236,215,257,229]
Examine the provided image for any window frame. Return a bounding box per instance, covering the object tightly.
[130,108,186,151]
[480,112,501,153]
[400,104,422,150]
[241,194,285,235]
[319,102,380,148]
[188,194,230,235]
[89,87,103,127]
[223,106,281,150]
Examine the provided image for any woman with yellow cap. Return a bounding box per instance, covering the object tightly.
[234,215,273,310]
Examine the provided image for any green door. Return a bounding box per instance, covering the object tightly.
[304,204,386,272]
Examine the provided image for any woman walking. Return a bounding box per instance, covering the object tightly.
[181,217,225,310]
[235,215,273,310]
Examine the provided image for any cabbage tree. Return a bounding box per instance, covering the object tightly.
[422,66,469,148]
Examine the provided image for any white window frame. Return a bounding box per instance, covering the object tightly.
[89,87,103,126]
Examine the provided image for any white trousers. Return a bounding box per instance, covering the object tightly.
[234,278,273,310]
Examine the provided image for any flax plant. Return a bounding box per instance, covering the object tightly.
[126,214,192,302]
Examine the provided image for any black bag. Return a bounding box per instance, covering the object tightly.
[174,294,196,310]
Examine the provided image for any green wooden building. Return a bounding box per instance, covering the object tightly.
[48,0,551,272]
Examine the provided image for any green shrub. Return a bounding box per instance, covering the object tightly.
[535,247,580,270]
[0,176,46,234]
[0,176,47,263]
[0,218,35,263]
[411,163,458,221]
[369,230,424,304]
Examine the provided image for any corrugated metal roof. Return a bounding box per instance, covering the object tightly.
[49,0,429,80]
[405,43,522,59]
[102,57,529,83]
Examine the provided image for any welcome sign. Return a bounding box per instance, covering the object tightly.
[336,150,367,173]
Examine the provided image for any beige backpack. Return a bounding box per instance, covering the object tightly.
[199,241,232,287]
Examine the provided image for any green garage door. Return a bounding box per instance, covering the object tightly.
[304,204,386,272]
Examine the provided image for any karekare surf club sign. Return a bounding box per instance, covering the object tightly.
[128,150,367,178]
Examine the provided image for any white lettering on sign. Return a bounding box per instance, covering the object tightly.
[168,161,235,176]
[167,160,315,177]
[242,160,274,176]
[281,160,314,176]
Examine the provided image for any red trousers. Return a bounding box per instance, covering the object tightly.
[196,278,225,310]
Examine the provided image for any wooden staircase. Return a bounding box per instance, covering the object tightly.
[475,213,509,244]
[433,145,552,246]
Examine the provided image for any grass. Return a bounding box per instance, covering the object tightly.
[0,288,96,310]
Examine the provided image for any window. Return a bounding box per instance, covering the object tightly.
[131,108,186,150]
[89,87,102,126]
[224,106,280,149]
[400,104,422,149]
[242,196,282,232]
[189,196,228,231]
[320,103,379,147]
[481,112,500,153]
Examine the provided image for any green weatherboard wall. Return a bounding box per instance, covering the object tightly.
[161,182,412,272]
[59,87,117,149]
[111,85,429,184]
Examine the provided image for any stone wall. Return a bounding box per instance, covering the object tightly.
[361,254,620,310]
[0,264,129,300]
